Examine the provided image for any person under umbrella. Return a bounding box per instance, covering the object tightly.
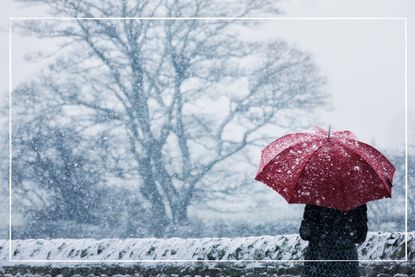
[255,126,395,277]
[299,203,368,276]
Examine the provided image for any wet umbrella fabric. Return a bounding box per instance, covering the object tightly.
[255,127,395,211]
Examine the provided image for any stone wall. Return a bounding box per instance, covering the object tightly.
[0,232,414,276]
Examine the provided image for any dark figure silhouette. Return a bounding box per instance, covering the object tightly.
[300,204,368,277]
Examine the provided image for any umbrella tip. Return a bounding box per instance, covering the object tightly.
[328,124,331,138]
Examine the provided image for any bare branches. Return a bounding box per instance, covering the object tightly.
[12,0,329,235]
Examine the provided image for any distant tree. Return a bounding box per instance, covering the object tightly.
[10,83,103,235]
[14,0,328,236]
[9,82,155,238]
[408,144,415,231]
[0,100,9,239]
[13,125,101,223]
[365,152,408,232]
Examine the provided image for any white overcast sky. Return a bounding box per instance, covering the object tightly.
[0,0,413,229]
[278,0,414,153]
[0,0,413,153]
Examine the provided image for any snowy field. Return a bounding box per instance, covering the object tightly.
[0,231,413,276]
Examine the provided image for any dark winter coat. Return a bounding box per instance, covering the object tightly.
[299,204,368,277]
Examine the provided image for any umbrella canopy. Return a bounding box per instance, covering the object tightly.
[255,127,395,211]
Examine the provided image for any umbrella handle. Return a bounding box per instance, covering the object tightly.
[328,124,331,138]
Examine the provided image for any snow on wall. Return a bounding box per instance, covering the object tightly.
[0,232,413,266]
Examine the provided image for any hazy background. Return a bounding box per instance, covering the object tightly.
[0,0,413,239]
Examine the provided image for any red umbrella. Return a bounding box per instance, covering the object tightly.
[255,127,395,211]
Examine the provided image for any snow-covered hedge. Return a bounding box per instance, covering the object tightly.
[0,232,414,276]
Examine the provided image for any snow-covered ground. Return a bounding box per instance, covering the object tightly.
[0,232,413,276]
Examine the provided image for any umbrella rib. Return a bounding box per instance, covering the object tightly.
[338,142,391,203]
[336,140,390,189]
[258,136,323,178]
[259,133,322,169]
[331,142,351,211]
[288,139,331,203]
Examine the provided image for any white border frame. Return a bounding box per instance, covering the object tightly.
[9,16,408,263]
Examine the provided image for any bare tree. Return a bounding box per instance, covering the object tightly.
[408,142,415,230]
[13,0,328,236]
[365,152,406,231]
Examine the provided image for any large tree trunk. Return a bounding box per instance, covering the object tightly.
[126,115,169,236]
[174,203,189,225]
[150,143,187,225]
[138,166,169,237]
